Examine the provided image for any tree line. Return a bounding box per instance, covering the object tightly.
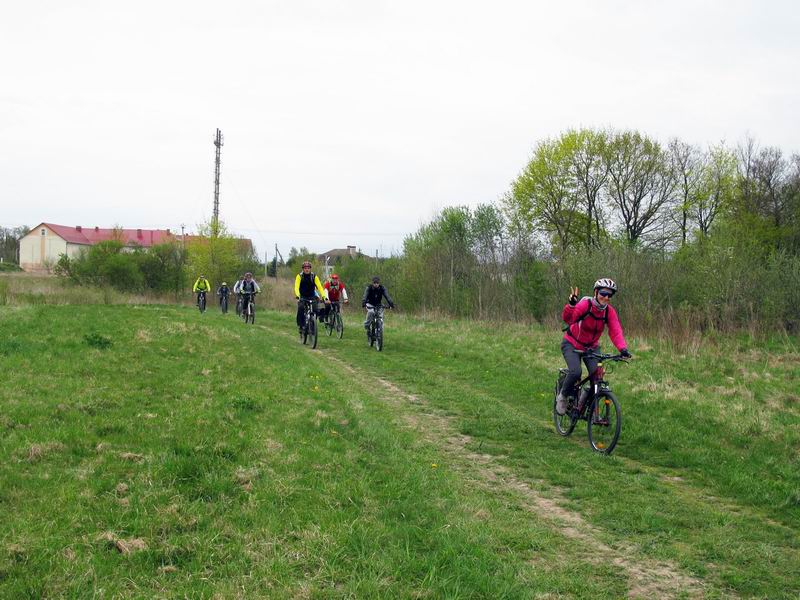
[372,129,800,334]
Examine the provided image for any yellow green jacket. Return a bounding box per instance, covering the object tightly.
[294,272,326,299]
[193,277,211,292]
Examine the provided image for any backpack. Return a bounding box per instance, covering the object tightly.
[562,297,608,332]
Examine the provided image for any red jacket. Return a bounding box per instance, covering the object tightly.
[324,281,346,302]
[563,297,627,352]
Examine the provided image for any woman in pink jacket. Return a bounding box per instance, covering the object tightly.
[555,278,631,415]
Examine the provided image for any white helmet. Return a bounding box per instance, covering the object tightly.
[593,278,617,292]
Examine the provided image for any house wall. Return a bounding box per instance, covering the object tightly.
[19,225,75,272]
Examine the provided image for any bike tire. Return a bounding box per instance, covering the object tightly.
[221,299,228,314]
[335,312,343,339]
[199,295,206,313]
[587,392,621,454]
[326,313,334,336]
[375,325,383,351]
[247,305,255,324]
[553,382,578,436]
[309,318,318,349]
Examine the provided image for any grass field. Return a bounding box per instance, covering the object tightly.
[1,296,798,598]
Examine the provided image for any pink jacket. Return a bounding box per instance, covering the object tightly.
[562,297,627,352]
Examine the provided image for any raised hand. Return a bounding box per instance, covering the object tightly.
[569,286,579,305]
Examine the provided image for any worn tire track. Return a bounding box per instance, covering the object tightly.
[265,321,709,599]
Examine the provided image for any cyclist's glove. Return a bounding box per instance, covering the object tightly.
[568,294,579,306]
[620,348,632,359]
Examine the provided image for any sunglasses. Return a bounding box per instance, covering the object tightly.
[598,290,614,298]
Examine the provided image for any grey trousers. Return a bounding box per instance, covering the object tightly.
[560,340,600,397]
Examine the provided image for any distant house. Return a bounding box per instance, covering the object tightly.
[19,222,178,272]
[317,245,366,263]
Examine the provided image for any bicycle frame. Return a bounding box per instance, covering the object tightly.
[241,293,255,318]
[368,305,385,333]
[568,352,620,418]
[302,299,316,329]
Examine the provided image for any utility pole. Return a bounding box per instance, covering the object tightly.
[212,128,224,238]
[180,223,186,250]
[274,243,283,281]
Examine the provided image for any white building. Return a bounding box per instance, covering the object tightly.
[19,222,176,272]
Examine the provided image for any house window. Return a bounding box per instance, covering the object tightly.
[41,229,46,236]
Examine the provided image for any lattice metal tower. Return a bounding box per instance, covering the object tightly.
[212,128,224,237]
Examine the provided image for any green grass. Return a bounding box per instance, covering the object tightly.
[1,302,798,597]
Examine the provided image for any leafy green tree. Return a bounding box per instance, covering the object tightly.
[695,143,737,236]
[186,220,257,290]
[506,136,580,257]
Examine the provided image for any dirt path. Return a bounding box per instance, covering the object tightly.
[322,352,710,600]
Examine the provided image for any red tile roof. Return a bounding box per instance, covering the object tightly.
[40,223,176,247]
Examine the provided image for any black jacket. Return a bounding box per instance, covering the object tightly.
[362,284,394,308]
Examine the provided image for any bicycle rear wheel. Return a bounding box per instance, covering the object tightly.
[587,392,621,454]
[553,382,577,436]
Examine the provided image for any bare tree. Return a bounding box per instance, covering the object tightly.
[753,147,791,228]
[603,131,676,246]
[668,138,705,246]
[570,129,609,248]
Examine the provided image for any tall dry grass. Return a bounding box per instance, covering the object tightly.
[0,273,193,307]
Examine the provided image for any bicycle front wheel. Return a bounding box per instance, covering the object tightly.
[335,312,343,339]
[247,305,255,324]
[587,392,621,454]
[309,318,318,349]
[375,325,383,352]
[326,312,334,336]
[553,382,577,437]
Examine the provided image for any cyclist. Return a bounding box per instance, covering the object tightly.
[193,274,212,308]
[362,276,394,332]
[294,261,327,333]
[320,273,348,322]
[556,278,631,415]
[217,281,230,310]
[233,275,245,315]
[239,272,261,316]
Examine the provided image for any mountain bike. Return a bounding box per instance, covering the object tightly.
[324,301,344,339]
[553,350,628,454]
[240,292,256,324]
[219,294,228,314]
[197,291,207,313]
[299,298,318,349]
[365,304,388,351]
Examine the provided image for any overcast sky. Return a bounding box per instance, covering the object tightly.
[2,0,798,258]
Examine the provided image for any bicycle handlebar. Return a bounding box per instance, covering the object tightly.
[573,349,629,362]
